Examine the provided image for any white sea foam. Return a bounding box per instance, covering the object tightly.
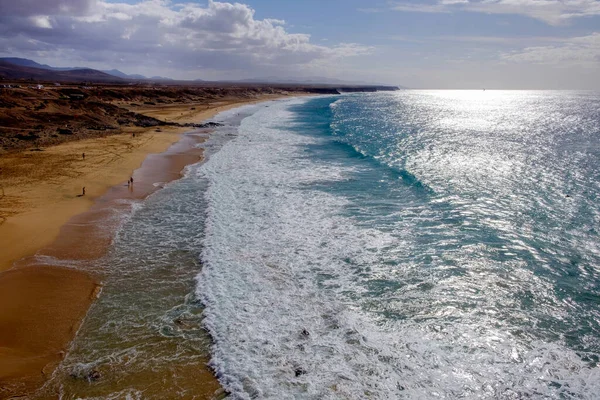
[197,97,600,399]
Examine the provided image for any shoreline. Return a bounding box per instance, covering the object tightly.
[0,94,298,398]
[0,93,297,271]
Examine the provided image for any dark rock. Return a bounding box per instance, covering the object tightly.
[305,88,340,95]
[134,116,162,127]
[183,121,224,128]
[301,329,310,337]
[204,121,224,128]
[87,370,101,382]
[59,88,87,98]
[57,128,73,135]
[15,132,39,141]
[87,125,115,131]
[294,367,307,377]
[70,369,101,382]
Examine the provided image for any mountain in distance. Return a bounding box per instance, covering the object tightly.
[0,60,123,82]
[101,68,129,78]
[0,58,149,80]
[237,75,405,88]
[0,58,403,88]
[102,69,147,80]
[1,58,214,83]
[0,57,76,72]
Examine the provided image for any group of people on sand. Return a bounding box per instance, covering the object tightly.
[78,151,134,196]
[80,177,133,197]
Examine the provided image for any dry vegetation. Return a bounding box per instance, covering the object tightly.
[0,84,306,153]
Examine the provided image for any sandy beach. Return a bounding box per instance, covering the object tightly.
[0,94,293,398]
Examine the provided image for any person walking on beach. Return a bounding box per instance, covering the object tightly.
[82,152,85,160]
[129,177,134,186]
[82,187,86,196]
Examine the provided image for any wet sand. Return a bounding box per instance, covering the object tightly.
[0,95,293,398]
[0,266,98,398]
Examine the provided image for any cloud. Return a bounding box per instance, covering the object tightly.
[0,0,370,78]
[391,2,450,14]
[29,16,54,29]
[390,0,600,25]
[0,0,97,16]
[501,32,600,66]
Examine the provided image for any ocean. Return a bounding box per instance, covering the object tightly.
[45,91,600,399]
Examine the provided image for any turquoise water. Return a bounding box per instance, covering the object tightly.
[46,92,600,399]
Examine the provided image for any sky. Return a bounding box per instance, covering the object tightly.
[0,0,599,89]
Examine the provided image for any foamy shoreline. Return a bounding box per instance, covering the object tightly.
[0,94,302,398]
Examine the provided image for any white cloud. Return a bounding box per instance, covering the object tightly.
[0,0,370,78]
[29,15,53,29]
[502,32,600,66]
[391,2,450,14]
[391,0,600,25]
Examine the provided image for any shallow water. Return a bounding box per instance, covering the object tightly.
[44,92,600,399]
[35,111,249,399]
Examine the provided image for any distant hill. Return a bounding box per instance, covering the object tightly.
[0,57,79,72]
[101,68,128,78]
[0,60,123,82]
[0,58,192,82]
[102,69,148,80]
[127,73,148,80]
[0,57,404,88]
[0,58,149,80]
[0,57,56,70]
